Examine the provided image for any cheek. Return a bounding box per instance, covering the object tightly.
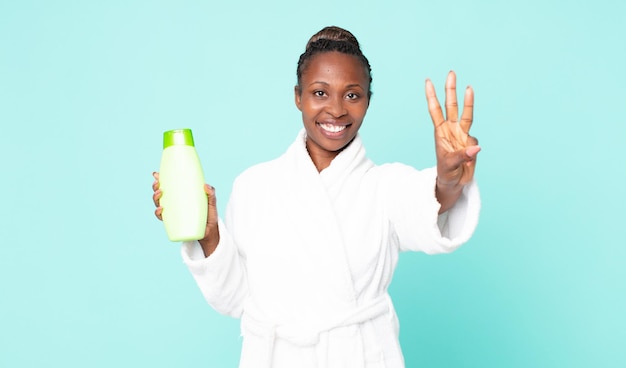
[349,104,368,121]
[301,100,322,118]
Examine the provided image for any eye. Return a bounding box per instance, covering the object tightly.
[346,92,360,100]
[314,90,326,97]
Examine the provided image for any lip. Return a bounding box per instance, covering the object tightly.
[316,121,351,139]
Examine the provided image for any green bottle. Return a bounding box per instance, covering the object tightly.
[159,129,208,242]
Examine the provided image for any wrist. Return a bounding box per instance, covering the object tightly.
[198,229,219,257]
[436,176,463,190]
[435,177,463,214]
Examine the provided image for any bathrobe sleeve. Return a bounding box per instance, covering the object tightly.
[180,184,249,318]
[382,164,480,254]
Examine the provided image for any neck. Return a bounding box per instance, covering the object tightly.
[305,141,339,172]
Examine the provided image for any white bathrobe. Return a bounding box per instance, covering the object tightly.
[181,129,480,368]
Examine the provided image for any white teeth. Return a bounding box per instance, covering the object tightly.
[319,123,346,133]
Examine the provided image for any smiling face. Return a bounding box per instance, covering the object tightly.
[295,51,370,171]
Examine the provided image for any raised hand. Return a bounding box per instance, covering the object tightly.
[152,172,220,256]
[425,71,480,212]
[425,71,480,187]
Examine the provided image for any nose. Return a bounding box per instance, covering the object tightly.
[325,95,347,118]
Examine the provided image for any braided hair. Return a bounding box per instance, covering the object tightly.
[296,26,372,98]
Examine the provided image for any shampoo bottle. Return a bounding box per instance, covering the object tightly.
[159,129,208,242]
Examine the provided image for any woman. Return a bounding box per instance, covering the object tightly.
[152,26,480,368]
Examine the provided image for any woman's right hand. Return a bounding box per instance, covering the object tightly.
[152,172,220,257]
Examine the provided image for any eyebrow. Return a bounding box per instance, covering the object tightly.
[308,81,364,89]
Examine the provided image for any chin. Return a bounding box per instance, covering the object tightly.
[322,136,355,153]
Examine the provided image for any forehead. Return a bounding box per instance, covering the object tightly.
[302,51,369,84]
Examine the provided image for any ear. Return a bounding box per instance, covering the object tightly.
[294,85,302,111]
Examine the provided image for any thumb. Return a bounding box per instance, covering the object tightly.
[205,184,217,207]
[204,184,219,224]
[446,145,480,168]
[465,145,481,161]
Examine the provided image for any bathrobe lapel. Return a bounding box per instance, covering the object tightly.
[286,130,373,311]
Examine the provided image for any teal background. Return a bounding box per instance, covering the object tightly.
[1,0,624,367]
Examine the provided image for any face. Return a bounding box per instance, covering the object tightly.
[295,51,370,160]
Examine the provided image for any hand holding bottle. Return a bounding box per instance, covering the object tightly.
[152,172,220,257]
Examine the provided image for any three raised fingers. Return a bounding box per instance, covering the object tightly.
[426,71,474,135]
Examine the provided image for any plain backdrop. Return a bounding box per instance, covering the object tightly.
[1,0,624,367]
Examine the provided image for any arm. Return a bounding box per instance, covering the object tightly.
[386,72,481,254]
[152,172,248,317]
[180,219,247,318]
[425,71,480,213]
[384,164,480,254]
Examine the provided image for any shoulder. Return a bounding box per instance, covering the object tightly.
[231,131,302,197]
